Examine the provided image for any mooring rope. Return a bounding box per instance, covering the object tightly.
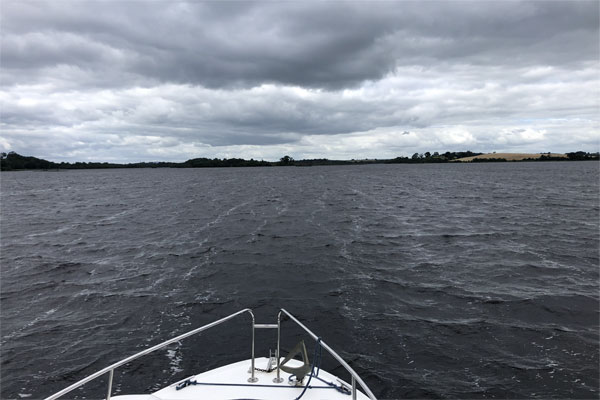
[294,337,350,398]
[176,337,351,397]
[176,379,336,390]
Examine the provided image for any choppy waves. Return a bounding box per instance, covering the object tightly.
[1,162,598,399]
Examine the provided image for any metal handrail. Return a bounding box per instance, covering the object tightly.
[45,308,255,400]
[45,307,377,400]
[278,308,377,400]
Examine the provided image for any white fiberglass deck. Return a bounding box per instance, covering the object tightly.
[114,357,369,400]
[45,309,376,400]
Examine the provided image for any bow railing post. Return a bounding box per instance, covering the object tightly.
[106,369,114,400]
[248,312,258,383]
[273,311,283,383]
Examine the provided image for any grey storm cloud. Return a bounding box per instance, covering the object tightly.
[1,1,598,162]
[3,1,598,89]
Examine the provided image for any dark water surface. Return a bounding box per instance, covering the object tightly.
[1,162,598,399]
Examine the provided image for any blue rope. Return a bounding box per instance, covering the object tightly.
[313,375,352,395]
[304,339,351,396]
[288,338,350,398]
[293,337,321,400]
[314,338,322,377]
[176,379,336,390]
[177,337,350,398]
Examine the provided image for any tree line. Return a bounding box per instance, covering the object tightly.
[1,150,598,171]
[385,151,482,163]
[0,152,271,170]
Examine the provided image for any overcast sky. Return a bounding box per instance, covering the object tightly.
[1,1,598,162]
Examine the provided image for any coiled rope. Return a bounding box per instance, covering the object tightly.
[293,337,350,398]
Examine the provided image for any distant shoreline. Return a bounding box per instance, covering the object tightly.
[453,152,569,162]
[1,151,598,171]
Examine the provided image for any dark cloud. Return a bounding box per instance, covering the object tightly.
[1,1,598,161]
[2,1,598,89]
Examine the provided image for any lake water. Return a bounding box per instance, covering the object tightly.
[1,162,598,399]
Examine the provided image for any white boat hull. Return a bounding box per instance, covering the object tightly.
[113,357,369,400]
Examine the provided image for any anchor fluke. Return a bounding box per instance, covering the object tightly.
[279,340,311,382]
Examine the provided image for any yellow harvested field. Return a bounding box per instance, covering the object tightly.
[456,153,567,162]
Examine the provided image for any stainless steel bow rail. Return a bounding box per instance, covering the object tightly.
[44,308,376,400]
